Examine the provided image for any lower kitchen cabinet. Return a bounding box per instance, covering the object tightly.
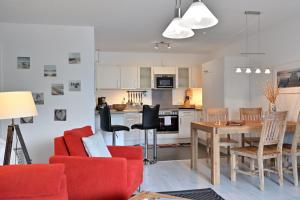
[178,110,195,139]
[123,113,142,145]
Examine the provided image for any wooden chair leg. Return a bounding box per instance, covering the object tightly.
[230,153,237,182]
[258,158,264,191]
[291,154,298,186]
[206,135,210,164]
[250,159,255,171]
[241,133,245,163]
[277,154,283,186]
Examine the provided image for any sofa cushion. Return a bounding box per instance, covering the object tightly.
[82,133,112,157]
[64,126,93,156]
[0,164,66,199]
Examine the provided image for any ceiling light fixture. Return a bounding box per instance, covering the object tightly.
[235,68,242,73]
[154,41,171,50]
[264,68,271,74]
[245,68,252,74]
[162,0,194,39]
[255,68,261,74]
[181,0,218,29]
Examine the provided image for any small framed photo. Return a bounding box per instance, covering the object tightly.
[17,57,30,69]
[69,80,81,92]
[69,52,81,64]
[54,109,67,121]
[32,93,44,105]
[51,84,64,95]
[44,65,57,77]
[20,117,33,124]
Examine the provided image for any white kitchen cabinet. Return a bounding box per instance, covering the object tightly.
[139,67,152,89]
[121,67,138,89]
[191,66,202,88]
[97,66,120,89]
[177,67,190,88]
[178,110,195,138]
[153,67,176,75]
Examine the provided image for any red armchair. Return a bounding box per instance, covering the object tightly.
[0,164,68,200]
[49,126,143,200]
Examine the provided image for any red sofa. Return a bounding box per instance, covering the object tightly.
[0,164,68,200]
[49,126,143,200]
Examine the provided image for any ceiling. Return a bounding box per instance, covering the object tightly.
[0,0,299,54]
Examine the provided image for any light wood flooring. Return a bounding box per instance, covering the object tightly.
[142,159,300,200]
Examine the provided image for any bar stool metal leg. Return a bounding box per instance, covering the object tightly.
[112,131,116,146]
[151,129,158,164]
[144,130,150,164]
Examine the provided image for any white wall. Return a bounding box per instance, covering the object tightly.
[211,14,300,120]
[0,23,95,163]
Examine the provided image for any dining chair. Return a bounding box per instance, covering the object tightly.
[282,112,300,186]
[206,108,239,161]
[230,111,288,191]
[240,107,262,147]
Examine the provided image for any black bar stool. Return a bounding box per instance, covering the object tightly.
[131,104,160,164]
[99,104,129,146]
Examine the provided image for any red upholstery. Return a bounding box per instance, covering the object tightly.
[50,126,144,200]
[0,164,68,200]
[63,126,93,156]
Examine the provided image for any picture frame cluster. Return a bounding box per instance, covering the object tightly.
[17,52,82,123]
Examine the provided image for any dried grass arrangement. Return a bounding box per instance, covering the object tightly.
[264,80,279,104]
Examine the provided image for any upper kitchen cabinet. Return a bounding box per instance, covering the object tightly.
[120,67,138,89]
[97,66,121,89]
[190,66,202,88]
[153,67,176,75]
[139,67,152,89]
[177,67,190,88]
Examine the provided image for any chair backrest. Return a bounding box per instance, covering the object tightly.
[99,104,112,132]
[142,104,160,129]
[206,108,229,122]
[258,111,288,154]
[291,112,300,152]
[240,107,262,122]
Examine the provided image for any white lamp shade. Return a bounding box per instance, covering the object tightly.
[162,17,194,39]
[0,91,38,120]
[245,68,252,74]
[265,68,271,74]
[181,1,218,29]
[255,68,262,74]
[235,68,242,73]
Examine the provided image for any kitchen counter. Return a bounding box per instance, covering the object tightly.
[95,109,142,115]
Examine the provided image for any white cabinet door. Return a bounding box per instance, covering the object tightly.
[153,67,176,75]
[121,67,138,89]
[97,66,120,89]
[139,67,152,89]
[177,67,190,88]
[191,67,202,88]
[179,110,195,138]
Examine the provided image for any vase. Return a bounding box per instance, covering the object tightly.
[269,103,277,112]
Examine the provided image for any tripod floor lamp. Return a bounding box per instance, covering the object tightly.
[0,91,38,165]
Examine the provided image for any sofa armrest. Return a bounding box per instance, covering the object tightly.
[49,156,128,200]
[107,145,143,160]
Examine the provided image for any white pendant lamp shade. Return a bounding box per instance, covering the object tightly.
[235,68,242,73]
[255,68,262,74]
[265,68,271,74]
[181,1,218,29]
[163,17,194,39]
[245,68,252,74]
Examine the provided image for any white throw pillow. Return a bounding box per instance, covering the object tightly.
[82,133,112,157]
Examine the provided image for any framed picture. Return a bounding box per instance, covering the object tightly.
[17,57,30,69]
[32,93,44,105]
[54,109,67,121]
[68,52,81,64]
[276,67,300,94]
[69,80,81,92]
[20,117,33,124]
[51,84,64,95]
[44,65,57,77]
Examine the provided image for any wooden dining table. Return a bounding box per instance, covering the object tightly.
[190,121,296,185]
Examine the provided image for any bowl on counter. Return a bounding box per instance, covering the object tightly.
[112,104,127,111]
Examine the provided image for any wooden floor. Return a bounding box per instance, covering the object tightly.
[142,159,300,200]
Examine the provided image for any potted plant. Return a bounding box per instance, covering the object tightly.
[264,80,279,112]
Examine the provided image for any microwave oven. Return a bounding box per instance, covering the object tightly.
[155,75,175,88]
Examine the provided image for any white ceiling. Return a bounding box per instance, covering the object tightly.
[0,0,299,54]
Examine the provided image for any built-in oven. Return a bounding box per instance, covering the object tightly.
[157,110,179,133]
[155,75,175,88]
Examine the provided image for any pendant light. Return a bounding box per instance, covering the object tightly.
[264,68,271,74]
[255,68,262,74]
[162,0,194,39]
[181,0,218,29]
[245,68,252,74]
[235,68,242,73]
